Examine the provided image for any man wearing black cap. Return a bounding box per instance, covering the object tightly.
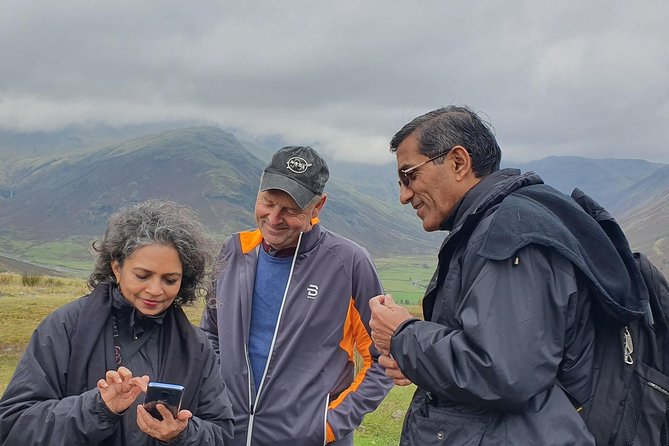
[202,146,393,446]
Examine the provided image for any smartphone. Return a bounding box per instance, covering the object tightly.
[143,382,185,420]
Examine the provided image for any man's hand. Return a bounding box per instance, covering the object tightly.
[369,294,414,353]
[379,352,412,386]
[97,366,149,414]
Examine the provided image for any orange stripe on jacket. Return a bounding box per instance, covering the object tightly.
[329,297,374,407]
[239,229,263,254]
[326,297,374,442]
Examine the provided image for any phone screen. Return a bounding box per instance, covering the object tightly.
[144,382,185,420]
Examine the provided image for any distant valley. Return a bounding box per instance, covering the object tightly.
[0,126,667,277]
[0,126,441,275]
[513,157,669,275]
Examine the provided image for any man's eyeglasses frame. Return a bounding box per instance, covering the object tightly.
[398,151,450,188]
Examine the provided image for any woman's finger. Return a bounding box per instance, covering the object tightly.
[105,370,121,384]
[117,366,133,381]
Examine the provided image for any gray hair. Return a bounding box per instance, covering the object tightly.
[390,105,501,178]
[88,200,218,305]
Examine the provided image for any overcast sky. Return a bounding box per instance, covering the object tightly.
[1,1,668,164]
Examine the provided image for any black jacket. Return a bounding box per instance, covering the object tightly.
[392,169,645,445]
[0,283,234,445]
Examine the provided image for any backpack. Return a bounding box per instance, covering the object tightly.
[571,188,669,445]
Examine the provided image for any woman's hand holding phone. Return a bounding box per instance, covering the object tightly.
[137,382,192,441]
[137,403,193,441]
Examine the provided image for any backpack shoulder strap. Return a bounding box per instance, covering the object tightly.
[636,251,669,330]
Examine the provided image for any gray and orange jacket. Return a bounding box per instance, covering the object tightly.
[201,222,393,446]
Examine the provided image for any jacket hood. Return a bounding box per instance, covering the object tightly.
[474,178,647,322]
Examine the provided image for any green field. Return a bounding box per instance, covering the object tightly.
[0,259,435,444]
[376,256,435,306]
[0,234,95,277]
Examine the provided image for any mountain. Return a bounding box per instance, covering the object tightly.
[0,126,441,273]
[0,127,262,238]
[617,165,669,273]
[612,164,669,216]
[512,157,669,275]
[1,127,667,277]
[0,121,205,157]
[513,156,666,212]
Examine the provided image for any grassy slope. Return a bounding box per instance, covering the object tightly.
[0,261,436,444]
[0,235,95,277]
[0,274,90,391]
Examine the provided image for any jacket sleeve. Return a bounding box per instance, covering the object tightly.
[172,329,234,445]
[325,248,394,443]
[391,244,579,411]
[0,308,123,445]
[200,283,220,357]
[200,238,235,358]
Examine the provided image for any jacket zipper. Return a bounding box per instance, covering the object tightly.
[244,343,255,446]
[647,381,669,396]
[322,393,331,446]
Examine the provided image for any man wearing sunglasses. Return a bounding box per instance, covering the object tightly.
[369,106,642,445]
[202,146,393,446]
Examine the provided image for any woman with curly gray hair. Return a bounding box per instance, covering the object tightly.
[89,199,216,306]
[0,200,234,446]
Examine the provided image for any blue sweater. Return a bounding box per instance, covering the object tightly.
[248,248,292,390]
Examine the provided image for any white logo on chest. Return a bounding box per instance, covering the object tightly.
[306,284,319,299]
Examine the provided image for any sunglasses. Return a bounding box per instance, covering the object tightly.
[398,151,449,188]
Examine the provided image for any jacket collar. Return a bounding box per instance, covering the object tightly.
[441,169,544,232]
[294,222,323,255]
[240,218,323,255]
[111,285,166,339]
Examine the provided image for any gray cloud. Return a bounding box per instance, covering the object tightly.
[1,0,668,163]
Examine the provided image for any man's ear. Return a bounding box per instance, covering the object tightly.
[450,146,472,180]
[311,195,327,218]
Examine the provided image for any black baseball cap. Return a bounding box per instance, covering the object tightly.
[260,146,329,209]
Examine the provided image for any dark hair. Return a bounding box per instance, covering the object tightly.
[88,200,218,305]
[390,105,501,177]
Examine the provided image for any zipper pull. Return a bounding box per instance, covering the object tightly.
[623,326,634,365]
